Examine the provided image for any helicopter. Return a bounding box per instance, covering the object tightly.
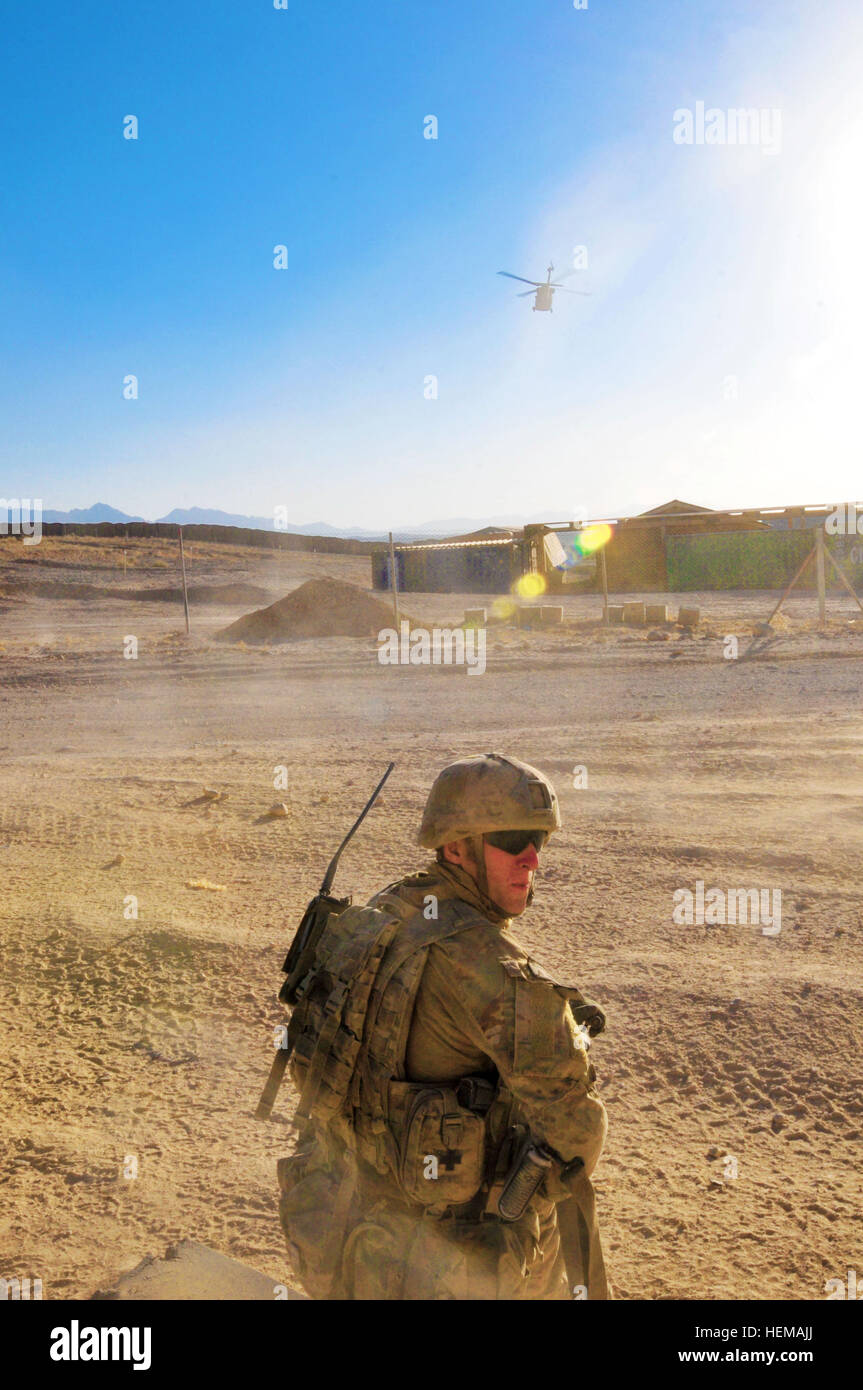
[497,262,591,312]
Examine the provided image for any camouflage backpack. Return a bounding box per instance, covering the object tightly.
[267,881,490,1297]
[284,899,403,1128]
[266,893,392,1298]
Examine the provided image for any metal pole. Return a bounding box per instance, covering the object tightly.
[178,525,191,635]
[825,546,863,615]
[123,549,127,577]
[763,545,816,627]
[599,546,609,624]
[815,526,826,626]
[739,544,819,664]
[388,530,400,628]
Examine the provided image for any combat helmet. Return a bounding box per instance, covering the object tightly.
[418,753,561,849]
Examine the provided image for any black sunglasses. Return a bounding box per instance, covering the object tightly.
[483,829,548,856]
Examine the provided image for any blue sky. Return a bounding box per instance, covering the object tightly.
[3,0,862,528]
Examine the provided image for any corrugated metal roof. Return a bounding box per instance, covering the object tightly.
[583,503,856,526]
[374,503,858,550]
[375,536,519,552]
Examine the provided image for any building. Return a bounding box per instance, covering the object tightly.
[371,502,852,595]
[371,528,526,594]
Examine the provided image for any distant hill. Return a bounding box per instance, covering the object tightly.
[41,503,146,524]
[36,502,608,541]
[154,508,419,540]
[39,502,517,541]
[157,507,288,531]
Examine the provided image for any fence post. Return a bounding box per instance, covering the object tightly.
[815,526,826,626]
[388,531,400,628]
[178,526,191,635]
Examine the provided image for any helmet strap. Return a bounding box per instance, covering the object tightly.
[468,835,489,898]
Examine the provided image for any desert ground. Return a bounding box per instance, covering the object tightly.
[1,533,861,1300]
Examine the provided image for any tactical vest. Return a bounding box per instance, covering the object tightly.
[277,883,612,1300]
[285,888,493,1185]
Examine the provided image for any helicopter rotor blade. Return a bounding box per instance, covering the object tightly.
[516,289,536,297]
[498,272,542,286]
[552,287,593,296]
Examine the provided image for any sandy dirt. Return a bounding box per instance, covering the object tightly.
[1,534,861,1300]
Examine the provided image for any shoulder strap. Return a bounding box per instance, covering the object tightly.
[347,895,496,1176]
[372,896,485,1000]
[359,896,487,1096]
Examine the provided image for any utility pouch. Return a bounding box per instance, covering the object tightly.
[455,1074,498,1115]
[280,893,351,1006]
[277,1131,356,1300]
[389,1082,487,1208]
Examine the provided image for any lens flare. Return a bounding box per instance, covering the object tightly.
[515,572,546,598]
[491,597,517,619]
[575,523,613,555]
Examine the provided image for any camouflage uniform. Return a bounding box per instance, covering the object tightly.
[277,754,610,1301]
[340,858,609,1300]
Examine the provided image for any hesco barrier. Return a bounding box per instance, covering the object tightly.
[666,530,863,592]
[38,521,375,556]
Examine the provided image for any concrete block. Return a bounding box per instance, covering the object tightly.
[516,607,540,628]
[605,605,625,624]
[645,603,670,624]
[622,601,646,626]
[463,608,487,627]
[677,606,701,629]
[539,605,563,626]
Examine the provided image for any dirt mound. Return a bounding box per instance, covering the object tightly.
[90,1240,307,1301]
[216,577,397,643]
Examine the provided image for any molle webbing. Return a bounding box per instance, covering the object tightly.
[290,895,487,1146]
[349,896,488,1175]
[291,904,402,1123]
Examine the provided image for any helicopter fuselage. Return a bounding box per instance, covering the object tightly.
[533,284,554,311]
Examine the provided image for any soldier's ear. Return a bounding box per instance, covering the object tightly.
[442,838,474,867]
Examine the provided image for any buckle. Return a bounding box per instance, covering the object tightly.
[323,982,347,1016]
[441,1114,463,1147]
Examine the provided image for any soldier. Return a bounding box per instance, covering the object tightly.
[277,753,610,1301]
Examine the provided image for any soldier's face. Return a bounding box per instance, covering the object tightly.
[482,840,540,916]
[442,836,540,915]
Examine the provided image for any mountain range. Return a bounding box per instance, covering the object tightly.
[37,502,591,540]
